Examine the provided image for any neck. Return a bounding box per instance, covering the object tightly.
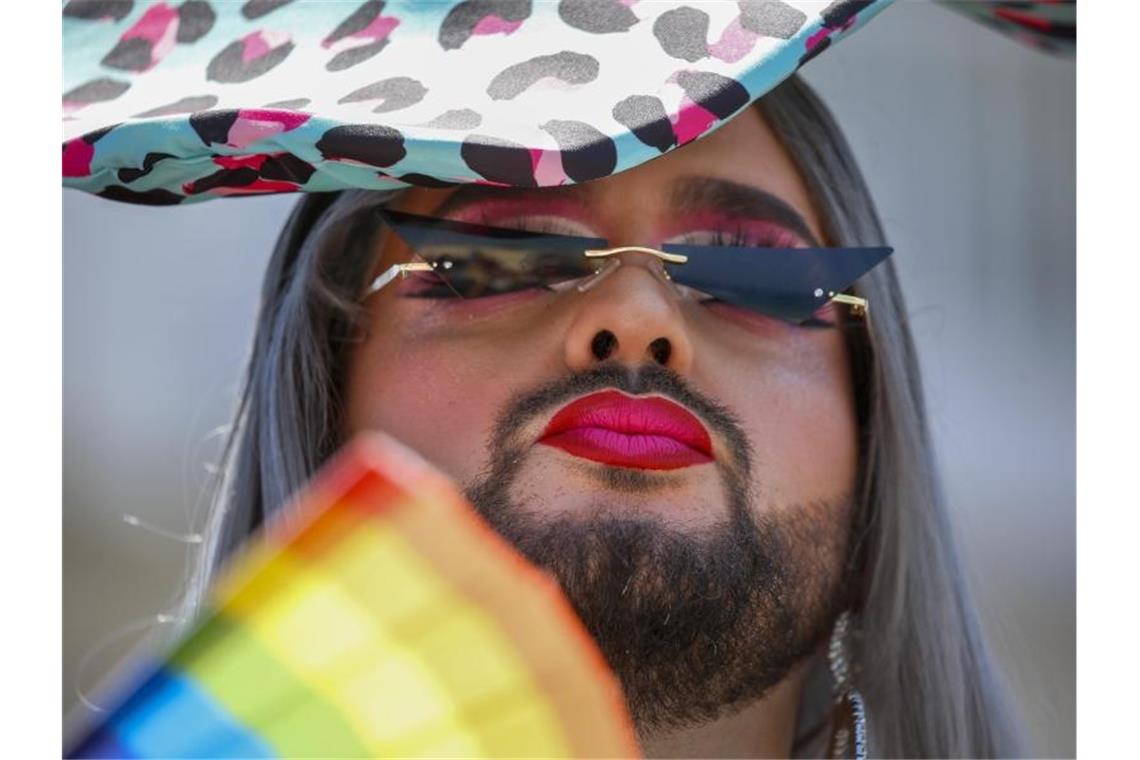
[636,660,810,759]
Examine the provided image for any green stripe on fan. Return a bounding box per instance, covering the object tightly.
[169,612,372,757]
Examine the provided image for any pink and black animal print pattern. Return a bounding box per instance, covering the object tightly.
[63,0,893,205]
[940,0,1074,56]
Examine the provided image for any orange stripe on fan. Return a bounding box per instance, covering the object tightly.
[209,442,402,608]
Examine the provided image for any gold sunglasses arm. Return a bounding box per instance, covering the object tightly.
[367,262,434,295]
[828,292,869,318]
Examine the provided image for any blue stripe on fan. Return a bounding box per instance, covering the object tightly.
[109,668,276,758]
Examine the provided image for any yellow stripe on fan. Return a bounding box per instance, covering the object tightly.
[219,498,570,756]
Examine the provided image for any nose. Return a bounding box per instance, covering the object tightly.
[563,254,695,373]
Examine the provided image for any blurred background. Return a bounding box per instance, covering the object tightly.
[63,2,1075,755]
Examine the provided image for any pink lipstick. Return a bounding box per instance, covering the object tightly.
[539,390,714,470]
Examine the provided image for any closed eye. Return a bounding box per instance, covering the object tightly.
[664,227,833,327]
[667,225,805,250]
[467,211,599,239]
[399,244,599,300]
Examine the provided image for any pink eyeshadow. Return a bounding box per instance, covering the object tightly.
[443,202,809,248]
[447,199,593,228]
[657,211,809,248]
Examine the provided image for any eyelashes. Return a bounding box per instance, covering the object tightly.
[466,212,806,250]
[668,226,804,249]
[470,211,595,237]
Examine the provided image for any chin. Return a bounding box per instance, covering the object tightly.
[503,461,732,530]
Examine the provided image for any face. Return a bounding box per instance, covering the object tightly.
[343,107,858,733]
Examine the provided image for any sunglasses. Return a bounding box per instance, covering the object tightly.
[367,209,893,327]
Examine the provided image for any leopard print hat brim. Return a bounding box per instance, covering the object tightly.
[62,0,895,206]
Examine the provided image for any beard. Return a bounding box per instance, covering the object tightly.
[463,363,851,736]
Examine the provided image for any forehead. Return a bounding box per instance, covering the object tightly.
[393,107,825,243]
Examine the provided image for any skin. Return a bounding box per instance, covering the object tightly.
[343,107,858,757]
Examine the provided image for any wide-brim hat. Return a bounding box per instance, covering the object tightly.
[62,0,902,205]
[62,1,1073,207]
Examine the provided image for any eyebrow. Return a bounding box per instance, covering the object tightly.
[667,176,819,245]
[430,175,819,245]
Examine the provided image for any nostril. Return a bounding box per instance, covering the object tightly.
[648,337,672,365]
[591,330,618,361]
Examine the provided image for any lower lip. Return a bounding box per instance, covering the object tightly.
[540,427,713,470]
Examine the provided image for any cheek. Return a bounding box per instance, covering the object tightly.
[698,330,859,509]
[343,327,508,484]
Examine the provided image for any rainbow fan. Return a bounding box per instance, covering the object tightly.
[67,432,640,758]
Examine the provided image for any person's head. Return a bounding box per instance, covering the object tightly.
[190,76,1023,756]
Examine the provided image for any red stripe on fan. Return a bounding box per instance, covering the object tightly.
[994,7,1052,32]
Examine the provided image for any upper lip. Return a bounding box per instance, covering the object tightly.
[539,390,713,457]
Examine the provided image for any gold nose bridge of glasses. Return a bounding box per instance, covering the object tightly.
[580,246,688,286]
[367,245,870,318]
[584,246,689,265]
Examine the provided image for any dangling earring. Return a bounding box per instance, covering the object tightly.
[826,610,868,760]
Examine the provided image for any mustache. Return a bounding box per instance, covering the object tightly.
[483,362,754,476]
